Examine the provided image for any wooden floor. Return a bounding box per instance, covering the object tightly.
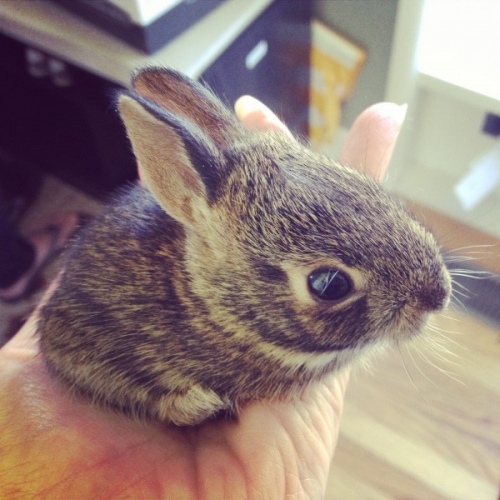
[325,309,500,500]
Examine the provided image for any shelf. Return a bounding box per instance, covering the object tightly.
[0,0,272,86]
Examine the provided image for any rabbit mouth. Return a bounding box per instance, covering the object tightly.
[381,309,431,345]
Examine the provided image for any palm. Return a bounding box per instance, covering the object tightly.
[1,99,402,499]
[1,325,347,499]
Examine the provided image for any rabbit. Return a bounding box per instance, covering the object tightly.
[37,67,451,426]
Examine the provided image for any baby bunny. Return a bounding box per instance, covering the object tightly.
[38,67,451,426]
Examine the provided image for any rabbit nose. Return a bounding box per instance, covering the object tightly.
[414,277,452,312]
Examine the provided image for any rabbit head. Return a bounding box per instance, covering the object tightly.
[119,68,451,363]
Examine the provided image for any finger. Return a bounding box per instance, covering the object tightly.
[235,95,292,137]
[338,102,407,182]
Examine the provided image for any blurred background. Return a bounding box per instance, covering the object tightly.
[0,1,498,498]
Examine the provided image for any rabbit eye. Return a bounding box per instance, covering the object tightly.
[308,268,352,301]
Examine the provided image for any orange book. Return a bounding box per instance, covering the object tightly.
[309,20,366,151]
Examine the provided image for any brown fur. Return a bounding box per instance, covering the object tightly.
[37,67,451,425]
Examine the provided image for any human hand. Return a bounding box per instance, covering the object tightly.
[0,99,406,500]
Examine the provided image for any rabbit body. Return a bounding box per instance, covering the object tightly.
[38,68,451,425]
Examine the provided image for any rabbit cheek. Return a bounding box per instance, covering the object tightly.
[299,295,372,351]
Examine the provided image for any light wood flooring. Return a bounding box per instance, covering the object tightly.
[326,309,500,500]
[326,203,500,500]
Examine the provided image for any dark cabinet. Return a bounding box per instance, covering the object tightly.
[0,0,310,198]
[203,0,310,137]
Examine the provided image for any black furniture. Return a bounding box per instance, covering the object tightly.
[0,0,310,199]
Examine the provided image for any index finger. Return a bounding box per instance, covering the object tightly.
[235,97,407,183]
[234,95,292,137]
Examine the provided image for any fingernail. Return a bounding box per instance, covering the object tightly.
[234,95,260,117]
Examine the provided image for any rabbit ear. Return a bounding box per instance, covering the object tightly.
[118,91,224,227]
[131,67,241,149]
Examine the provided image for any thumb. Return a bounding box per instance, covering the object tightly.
[338,102,407,182]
